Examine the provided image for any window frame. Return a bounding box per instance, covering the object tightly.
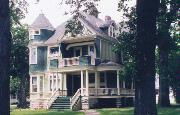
[29,47,37,64]
[31,76,38,93]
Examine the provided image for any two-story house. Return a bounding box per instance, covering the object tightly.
[28,12,134,110]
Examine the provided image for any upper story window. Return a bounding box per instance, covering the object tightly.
[30,47,37,64]
[49,47,59,57]
[108,25,116,38]
[74,47,82,57]
[29,29,41,40]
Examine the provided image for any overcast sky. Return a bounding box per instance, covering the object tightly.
[22,0,136,27]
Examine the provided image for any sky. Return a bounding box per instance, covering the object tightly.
[22,0,136,27]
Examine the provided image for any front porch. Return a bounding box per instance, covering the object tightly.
[30,65,135,110]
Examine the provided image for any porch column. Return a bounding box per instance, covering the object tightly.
[63,73,67,90]
[123,81,125,88]
[52,74,54,93]
[95,71,98,89]
[104,71,107,88]
[117,70,120,95]
[86,70,89,96]
[60,74,62,90]
[81,70,84,96]
[56,73,58,90]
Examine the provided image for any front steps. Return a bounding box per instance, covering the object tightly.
[50,97,71,110]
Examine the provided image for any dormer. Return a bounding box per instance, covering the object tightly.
[29,13,54,42]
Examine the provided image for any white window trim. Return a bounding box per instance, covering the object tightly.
[29,47,37,64]
[31,76,38,93]
[29,29,41,40]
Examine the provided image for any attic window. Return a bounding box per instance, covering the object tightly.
[29,29,41,40]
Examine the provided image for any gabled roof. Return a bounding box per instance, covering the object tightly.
[30,14,54,31]
[45,13,117,45]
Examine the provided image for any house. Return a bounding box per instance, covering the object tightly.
[28,11,135,110]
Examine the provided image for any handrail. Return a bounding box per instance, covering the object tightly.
[70,88,81,109]
[46,89,67,109]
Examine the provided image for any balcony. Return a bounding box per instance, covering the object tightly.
[59,56,96,68]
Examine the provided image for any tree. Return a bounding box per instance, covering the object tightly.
[134,0,159,114]
[0,0,11,114]
[10,0,28,108]
[157,0,180,107]
[10,25,29,108]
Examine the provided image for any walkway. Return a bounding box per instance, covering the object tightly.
[83,109,100,115]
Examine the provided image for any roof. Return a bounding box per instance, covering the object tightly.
[30,14,54,31]
[45,13,117,45]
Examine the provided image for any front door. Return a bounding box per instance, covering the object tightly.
[67,75,81,96]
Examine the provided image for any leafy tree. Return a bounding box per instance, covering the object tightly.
[157,0,180,107]
[10,25,29,108]
[0,0,11,114]
[10,0,28,108]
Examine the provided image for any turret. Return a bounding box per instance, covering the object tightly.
[29,13,54,42]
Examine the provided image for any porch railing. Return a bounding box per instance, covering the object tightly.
[59,57,80,67]
[70,88,81,110]
[46,89,67,109]
[89,88,134,96]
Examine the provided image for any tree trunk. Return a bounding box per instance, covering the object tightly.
[158,49,170,107]
[0,0,11,114]
[135,0,159,115]
[17,74,27,108]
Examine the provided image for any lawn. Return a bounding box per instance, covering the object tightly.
[10,105,180,115]
[97,105,180,115]
[10,109,85,115]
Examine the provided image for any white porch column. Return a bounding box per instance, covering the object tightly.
[131,80,134,89]
[81,70,84,96]
[63,73,67,90]
[86,70,89,96]
[117,70,120,95]
[56,73,58,90]
[52,74,54,93]
[59,74,62,90]
[61,74,64,91]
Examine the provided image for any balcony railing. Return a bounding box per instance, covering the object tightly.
[59,56,95,67]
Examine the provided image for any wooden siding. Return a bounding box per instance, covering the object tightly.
[29,46,47,73]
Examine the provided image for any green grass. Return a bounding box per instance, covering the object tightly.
[10,105,180,115]
[11,109,84,115]
[97,105,180,115]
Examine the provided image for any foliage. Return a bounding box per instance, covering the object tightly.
[10,0,28,25]
[10,77,20,95]
[65,18,83,37]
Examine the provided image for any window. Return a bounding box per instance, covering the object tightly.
[108,25,115,38]
[29,29,40,40]
[32,77,37,92]
[30,47,37,64]
[49,47,59,56]
[89,74,95,83]
[74,47,82,57]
